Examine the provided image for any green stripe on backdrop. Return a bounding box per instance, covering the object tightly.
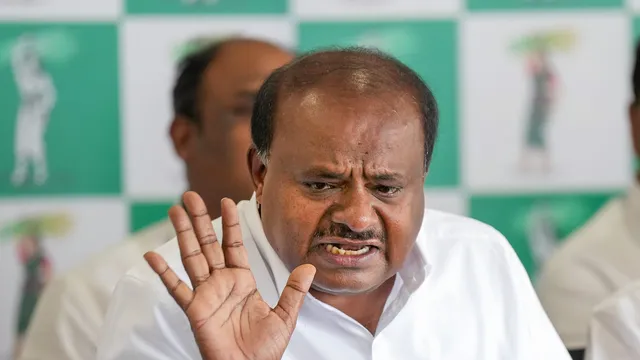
[129,202,173,233]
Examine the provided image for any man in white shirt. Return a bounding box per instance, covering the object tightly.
[585,280,640,360]
[17,37,294,360]
[97,47,570,360]
[535,40,640,360]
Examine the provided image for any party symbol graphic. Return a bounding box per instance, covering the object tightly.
[0,30,77,188]
[510,29,576,174]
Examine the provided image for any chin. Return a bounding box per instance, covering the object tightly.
[309,269,386,295]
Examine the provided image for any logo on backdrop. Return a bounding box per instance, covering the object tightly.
[0,31,77,188]
[0,213,72,359]
[510,29,576,174]
[10,35,56,187]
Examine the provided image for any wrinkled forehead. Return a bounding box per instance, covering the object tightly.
[280,84,420,129]
[271,87,424,168]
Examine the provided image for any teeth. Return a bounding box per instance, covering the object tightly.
[325,244,371,256]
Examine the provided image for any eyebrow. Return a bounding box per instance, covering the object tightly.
[301,167,406,182]
[371,172,405,182]
[302,168,347,180]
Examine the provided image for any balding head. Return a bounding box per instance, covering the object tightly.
[172,37,292,124]
[251,47,438,170]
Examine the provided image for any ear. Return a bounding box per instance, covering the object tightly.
[169,116,196,161]
[247,146,267,205]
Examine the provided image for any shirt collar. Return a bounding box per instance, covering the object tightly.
[242,193,430,297]
[626,181,640,240]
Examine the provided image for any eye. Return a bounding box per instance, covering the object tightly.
[305,182,334,192]
[376,185,401,196]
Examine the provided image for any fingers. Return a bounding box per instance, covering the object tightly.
[220,198,250,270]
[183,192,225,272]
[273,264,316,332]
[169,202,210,288]
[144,251,195,311]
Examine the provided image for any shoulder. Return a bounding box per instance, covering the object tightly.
[417,209,515,263]
[20,221,175,360]
[414,210,570,357]
[536,198,627,287]
[65,220,175,297]
[549,198,624,261]
[34,219,176,325]
[415,209,533,294]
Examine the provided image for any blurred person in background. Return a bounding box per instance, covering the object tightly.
[535,40,640,360]
[16,37,293,360]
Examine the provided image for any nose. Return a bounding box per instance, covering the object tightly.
[330,187,377,233]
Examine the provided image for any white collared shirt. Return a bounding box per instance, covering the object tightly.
[535,182,640,349]
[586,280,640,360]
[18,220,175,360]
[97,194,569,360]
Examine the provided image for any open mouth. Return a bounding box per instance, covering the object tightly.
[324,244,373,256]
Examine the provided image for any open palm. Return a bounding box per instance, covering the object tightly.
[144,191,316,360]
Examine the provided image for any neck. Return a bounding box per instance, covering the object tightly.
[309,275,396,335]
[188,189,223,221]
[201,199,222,221]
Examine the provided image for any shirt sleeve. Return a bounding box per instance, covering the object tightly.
[585,285,640,360]
[96,274,201,360]
[18,275,99,360]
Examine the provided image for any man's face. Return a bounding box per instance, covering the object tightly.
[178,41,293,211]
[256,87,427,294]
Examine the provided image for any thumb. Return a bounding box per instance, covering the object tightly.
[273,264,316,332]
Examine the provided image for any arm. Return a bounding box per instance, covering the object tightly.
[96,273,201,360]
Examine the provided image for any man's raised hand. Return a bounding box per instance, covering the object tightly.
[144,191,316,360]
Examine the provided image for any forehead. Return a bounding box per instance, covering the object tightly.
[202,41,293,102]
[273,88,424,166]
